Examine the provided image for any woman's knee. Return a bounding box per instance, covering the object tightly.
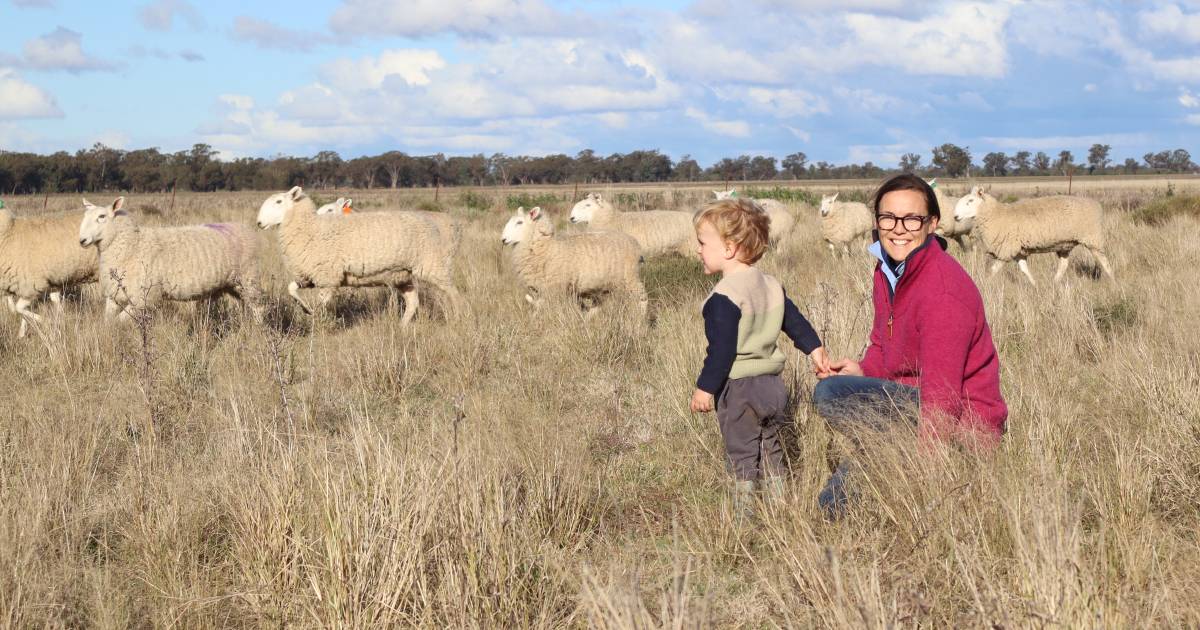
[813,376,855,419]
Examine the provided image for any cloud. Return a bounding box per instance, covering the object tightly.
[842,3,1010,78]
[22,27,119,73]
[1186,113,1200,126]
[833,87,906,112]
[328,0,594,38]
[0,68,63,119]
[715,87,829,118]
[981,132,1152,151]
[1139,4,1200,43]
[138,0,204,31]
[685,107,751,137]
[232,16,330,52]
[319,49,447,91]
[785,126,811,142]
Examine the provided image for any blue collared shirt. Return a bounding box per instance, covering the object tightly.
[868,240,905,293]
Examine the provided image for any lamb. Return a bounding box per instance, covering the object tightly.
[953,187,1116,285]
[818,193,874,256]
[502,206,646,316]
[712,190,797,245]
[0,203,98,338]
[78,197,265,321]
[926,179,972,250]
[568,193,696,259]
[256,186,461,324]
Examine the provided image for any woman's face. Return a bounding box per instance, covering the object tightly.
[877,189,939,262]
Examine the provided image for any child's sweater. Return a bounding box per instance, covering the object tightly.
[696,267,822,395]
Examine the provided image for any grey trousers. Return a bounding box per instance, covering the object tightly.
[716,374,789,481]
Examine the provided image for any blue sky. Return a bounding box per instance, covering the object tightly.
[2,0,1199,167]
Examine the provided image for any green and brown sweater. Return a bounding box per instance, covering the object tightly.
[696,267,822,395]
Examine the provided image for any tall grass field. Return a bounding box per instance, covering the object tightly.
[1,177,1198,627]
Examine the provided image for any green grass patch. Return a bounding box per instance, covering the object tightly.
[506,192,564,210]
[458,190,495,213]
[1130,195,1200,226]
[743,186,822,206]
[1090,295,1139,337]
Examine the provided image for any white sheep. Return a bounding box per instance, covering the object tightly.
[568,193,696,259]
[502,206,646,316]
[256,186,461,324]
[712,190,797,245]
[818,193,874,256]
[78,197,265,321]
[0,203,98,338]
[953,187,1116,285]
[926,179,972,251]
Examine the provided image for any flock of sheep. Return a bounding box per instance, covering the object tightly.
[0,183,1115,338]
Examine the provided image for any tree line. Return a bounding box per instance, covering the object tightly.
[0,142,1194,195]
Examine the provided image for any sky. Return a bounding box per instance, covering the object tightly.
[2,0,1199,167]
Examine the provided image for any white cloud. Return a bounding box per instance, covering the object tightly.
[718,87,828,118]
[139,0,204,31]
[785,125,811,142]
[328,0,593,38]
[1181,89,1200,108]
[843,3,1010,78]
[22,27,119,73]
[0,68,62,119]
[319,49,447,91]
[1186,113,1200,126]
[833,87,905,112]
[1139,4,1200,43]
[685,107,751,138]
[232,16,329,52]
[219,94,255,110]
[595,112,630,129]
[981,133,1152,151]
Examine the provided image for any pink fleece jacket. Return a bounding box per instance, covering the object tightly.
[859,238,1008,444]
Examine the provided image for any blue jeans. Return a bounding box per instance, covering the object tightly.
[812,376,919,517]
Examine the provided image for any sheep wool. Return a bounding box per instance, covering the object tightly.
[818,193,874,257]
[954,187,1116,285]
[712,190,798,244]
[0,205,98,337]
[79,197,265,320]
[569,193,696,259]
[928,183,971,250]
[257,187,461,323]
[502,206,646,316]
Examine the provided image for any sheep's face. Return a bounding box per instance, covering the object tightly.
[257,186,304,228]
[954,188,987,222]
[315,198,351,216]
[79,197,124,247]
[819,193,839,217]
[502,207,552,245]
[569,194,602,223]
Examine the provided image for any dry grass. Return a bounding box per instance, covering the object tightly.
[1,179,1198,627]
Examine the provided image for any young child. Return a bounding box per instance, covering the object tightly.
[689,198,830,510]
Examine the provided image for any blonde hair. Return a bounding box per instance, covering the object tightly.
[693,198,771,264]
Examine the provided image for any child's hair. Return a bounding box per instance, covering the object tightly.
[693,198,771,264]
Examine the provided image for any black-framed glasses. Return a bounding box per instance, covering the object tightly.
[876,213,931,231]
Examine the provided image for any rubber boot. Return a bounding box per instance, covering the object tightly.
[733,480,756,520]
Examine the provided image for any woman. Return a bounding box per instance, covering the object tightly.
[815,174,1007,516]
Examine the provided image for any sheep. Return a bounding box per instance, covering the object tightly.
[78,197,265,322]
[712,190,797,245]
[926,179,972,251]
[818,193,874,256]
[953,187,1116,285]
[256,186,461,324]
[0,203,98,338]
[502,206,646,317]
[568,193,696,259]
[315,198,355,215]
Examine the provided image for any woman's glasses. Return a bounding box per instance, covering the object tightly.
[876,213,931,231]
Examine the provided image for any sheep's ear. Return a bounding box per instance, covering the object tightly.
[594,193,602,202]
[343,198,352,208]
[82,197,93,208]
[333,197,345,207]
[288,186,303,200]
[516,206,526,216]
[530,206,543,220]
[111,197,125,211]
[830,193,839,202]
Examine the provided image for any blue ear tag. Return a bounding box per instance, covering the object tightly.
[0,200,5,209]
[730,191,738,198]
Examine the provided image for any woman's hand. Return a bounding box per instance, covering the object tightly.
[690,388,715,413]
[823,358,864,378]
[809,346,832,377]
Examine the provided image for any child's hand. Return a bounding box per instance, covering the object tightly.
[809,346,832,377]
[827,358,864,377]
[690,388,715,413]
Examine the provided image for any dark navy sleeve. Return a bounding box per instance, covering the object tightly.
[696,294,741,395]
[782,290,822,354]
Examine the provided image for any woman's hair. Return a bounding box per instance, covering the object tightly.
[872,173,940,220]
[694,198,771,264]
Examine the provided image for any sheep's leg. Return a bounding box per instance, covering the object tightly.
[14,297,41,339]
[1052,252,1071,283]
[399,285,419,325]
[1016,257,1037,286]
[5,295,13,313]
[827,242,835,257]
[104,297,122,319]
[1091,250,1116,282]
[49,291,63,313]
[287,281,314,315]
